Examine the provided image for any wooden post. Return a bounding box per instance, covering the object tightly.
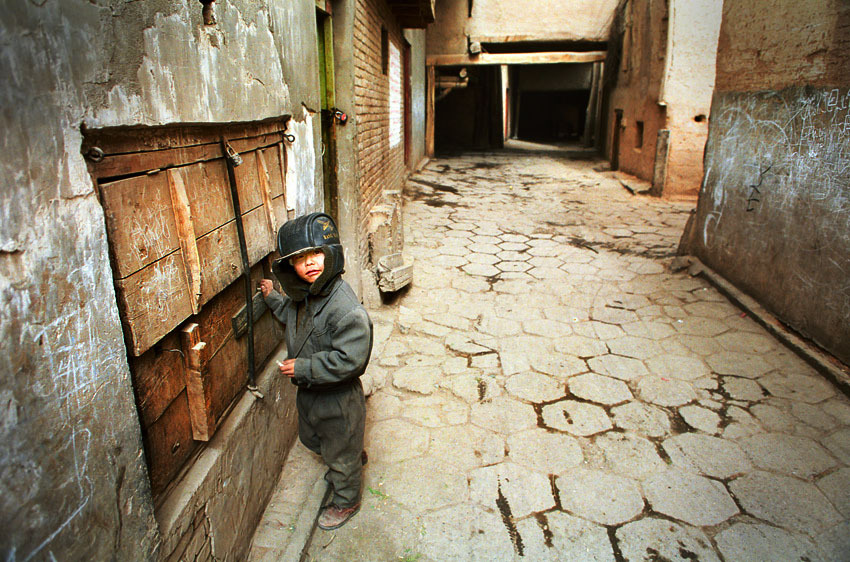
[426,65,435,157]
[651,129,671,197]
[181,323,214,441]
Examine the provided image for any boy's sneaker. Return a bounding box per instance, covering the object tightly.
[318,503,361,530]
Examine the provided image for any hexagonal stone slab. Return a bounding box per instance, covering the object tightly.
[790,401,839,431]
[470,397,537,435]
[467,252,500,265]
[366,418,429,463]
[378,456,469,511]
[530,354,588,378]
[714,331,778,354]
[674,316,728,337]
[556,335,609,358]
[516,511,614,561]
[644,469,739,526]
[730,471,842,535]
[616,518,719,562]
[595,432,667,480]
[469,462,555,518]
[556,468,644,525]
[823,428,850,463]
[706,351,773,378]
[721,376,765,401]
[419,504,515,561]
[610,402,671,438]
[740,433,837,478]
[542,400,612,436]
[569,373,633,405]
[507,428,583,474]
[505,372,564,402]
[662,434,752,479]
[637,376,696,407]
[607,336,664,360]
[392,365,439,394]
[588,354,648,381]
[715,523,821,562]
[817,467,850,518]
[462,262,500,276]
[440,373,502,405]
[759,372,837,404]
[678,405,721,434]
[645,355,710,381]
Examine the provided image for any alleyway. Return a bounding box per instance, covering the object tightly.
[249,148,850,561]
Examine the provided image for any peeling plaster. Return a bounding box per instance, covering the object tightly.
[91,4,291,127]
[286,106,320,215]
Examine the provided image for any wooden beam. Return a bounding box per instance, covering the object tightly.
[427,51,606,67]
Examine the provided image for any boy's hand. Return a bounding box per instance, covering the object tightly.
[277,359,296,377]
[259,279,274,297]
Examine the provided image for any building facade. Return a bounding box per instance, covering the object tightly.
[0,0,430,559]
[683,0,850,364]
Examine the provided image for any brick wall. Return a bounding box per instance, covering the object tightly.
[353,0,407,269]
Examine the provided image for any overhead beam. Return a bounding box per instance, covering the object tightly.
[427,51,606,66]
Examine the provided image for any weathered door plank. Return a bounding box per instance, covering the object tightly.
[167,168,202,314]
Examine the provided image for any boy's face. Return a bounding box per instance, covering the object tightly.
[290,249,325,284]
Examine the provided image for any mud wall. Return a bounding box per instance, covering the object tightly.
[687,0,850,364]
[606,0,668,182]
[427,0,619,55]
[0,1,322,560]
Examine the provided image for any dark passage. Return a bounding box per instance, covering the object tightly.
[516,90,590,142]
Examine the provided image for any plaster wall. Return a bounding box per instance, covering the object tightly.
[658,0,721,200]
[0,0,323,559]
[426,0,619,56]
[686,0,850,364]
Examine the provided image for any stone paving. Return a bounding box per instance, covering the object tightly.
[249,147,850,561]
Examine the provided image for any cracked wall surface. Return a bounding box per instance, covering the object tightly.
[0,0,322,559]
[686,0,850,364]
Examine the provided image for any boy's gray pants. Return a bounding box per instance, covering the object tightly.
[296,380,366,508]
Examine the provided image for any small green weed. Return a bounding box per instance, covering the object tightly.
[367,486,388,500]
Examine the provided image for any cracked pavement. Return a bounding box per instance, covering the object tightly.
[249,147,850,561]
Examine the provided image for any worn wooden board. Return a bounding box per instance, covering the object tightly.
[100,172,180,279]
[129,331,186,429]
[143,389,198,497]
[115,251,196,356]
[205,310,282,423]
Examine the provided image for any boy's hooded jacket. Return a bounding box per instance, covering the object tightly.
[264,213,373,391]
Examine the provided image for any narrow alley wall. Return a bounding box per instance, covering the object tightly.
[685,0,850,364]
[605,0,668,183]
[352,0,408,276]
[0,1,323,560]
[656,0,721,200]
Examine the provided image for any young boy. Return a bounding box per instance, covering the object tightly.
[259,213,373,530]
